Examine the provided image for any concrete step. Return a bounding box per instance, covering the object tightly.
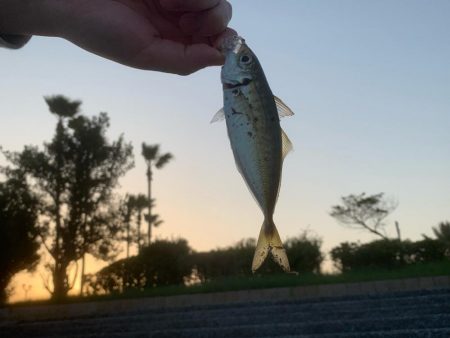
[5,301,449,337]
[1,289,449,338]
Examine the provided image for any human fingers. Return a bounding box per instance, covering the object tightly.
[179,0,232,36]
[131,38,224,75]
[212,27,238,50]
[159,0,220,12]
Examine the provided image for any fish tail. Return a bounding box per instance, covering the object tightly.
[252,219,290,273]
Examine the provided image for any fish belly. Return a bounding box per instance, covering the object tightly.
[224,87,282,216]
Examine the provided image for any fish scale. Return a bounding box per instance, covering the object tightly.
[225,87,280,215]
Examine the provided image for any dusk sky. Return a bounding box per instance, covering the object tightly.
[1,0,449,301]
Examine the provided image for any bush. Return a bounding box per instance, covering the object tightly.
[138,239,192,287]
[407,238,448,263]
[86,238,192,295]
[285,232,324,274]
[330,242,360,272]
[331,238,449,272]
[88,233,325,294]
[193,232,324,279]
[192,238,256,280]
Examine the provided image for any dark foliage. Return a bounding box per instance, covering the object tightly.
[87,233,324,294]
[193,238,256,280]
[331,238,449,272]
[86,239,192,294]
[2,96,134,300]
[0,173,40,303]
[285,232,323,274]
[330,193,397,239]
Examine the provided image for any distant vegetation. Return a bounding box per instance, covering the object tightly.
[0,173,40,303]
[84,232,323,295]
[83,226,450,298]
[1,95,449,305]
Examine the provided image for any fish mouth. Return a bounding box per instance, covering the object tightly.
[223,78,252,89]
[220,35,245,54]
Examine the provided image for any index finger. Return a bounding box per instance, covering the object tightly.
[159,0,220,12]
[130,37,224,75]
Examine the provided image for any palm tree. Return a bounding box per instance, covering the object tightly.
[141,143,173,244]
[433,221,450,244]
[122,195,134,259]
[45,95,81,119]
[44,95,82,298]
[129,194,149,254]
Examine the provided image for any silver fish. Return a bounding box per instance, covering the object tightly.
[212,36,294,272]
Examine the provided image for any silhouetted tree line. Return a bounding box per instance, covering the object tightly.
[1,95,449,303]
[85,222,450,296]
[331,234,450,272]
[0,95,171,303]
[85,232,324,295]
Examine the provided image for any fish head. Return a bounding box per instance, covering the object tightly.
[220,36,258,89]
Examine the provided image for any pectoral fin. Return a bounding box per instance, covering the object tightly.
[211,108,225,123]
[274,96,294,118]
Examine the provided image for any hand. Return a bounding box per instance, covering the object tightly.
[0,0,234,75]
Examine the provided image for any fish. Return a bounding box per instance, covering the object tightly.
[212,36,294,272]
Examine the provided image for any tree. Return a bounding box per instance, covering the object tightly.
[330,240,407,272]
[330,193,397,240]
[432,221,450,243]
[0,173,40,303]
[2,95,134,300]
[141,143,173,244]
[430,221,450,257]
[128,194,149,253]
[86,238,192,294]
[120,195,134,259]
[285,231,323,274]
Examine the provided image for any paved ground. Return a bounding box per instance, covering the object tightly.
[1,281,450,337]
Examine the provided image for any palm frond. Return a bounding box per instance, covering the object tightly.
[44,95,81,118]
[155,153,173,169]
[141,143,160,162]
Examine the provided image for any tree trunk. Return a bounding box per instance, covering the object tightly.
[52,260,69,301]
[79,254,85,296]
[137,211,142,254]
[52,118,66,301]
[126,219,130,259]
[395,221,401,241]
[147,166,152,245]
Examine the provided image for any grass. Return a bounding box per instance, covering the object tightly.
[8,260,450,307]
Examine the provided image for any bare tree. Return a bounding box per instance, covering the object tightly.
[330,193,398,240]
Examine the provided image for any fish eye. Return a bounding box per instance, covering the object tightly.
[240,54,252,65]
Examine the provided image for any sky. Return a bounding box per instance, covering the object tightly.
[1,0,449,302]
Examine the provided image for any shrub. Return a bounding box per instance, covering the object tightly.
[331,238,449,272]
[86,238,192,294]
[285,232,324,274]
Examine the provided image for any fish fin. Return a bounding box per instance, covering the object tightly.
[274,96,294,118]
[281,128,293,159]
[210,108,225,123]
[252,220,290,273]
